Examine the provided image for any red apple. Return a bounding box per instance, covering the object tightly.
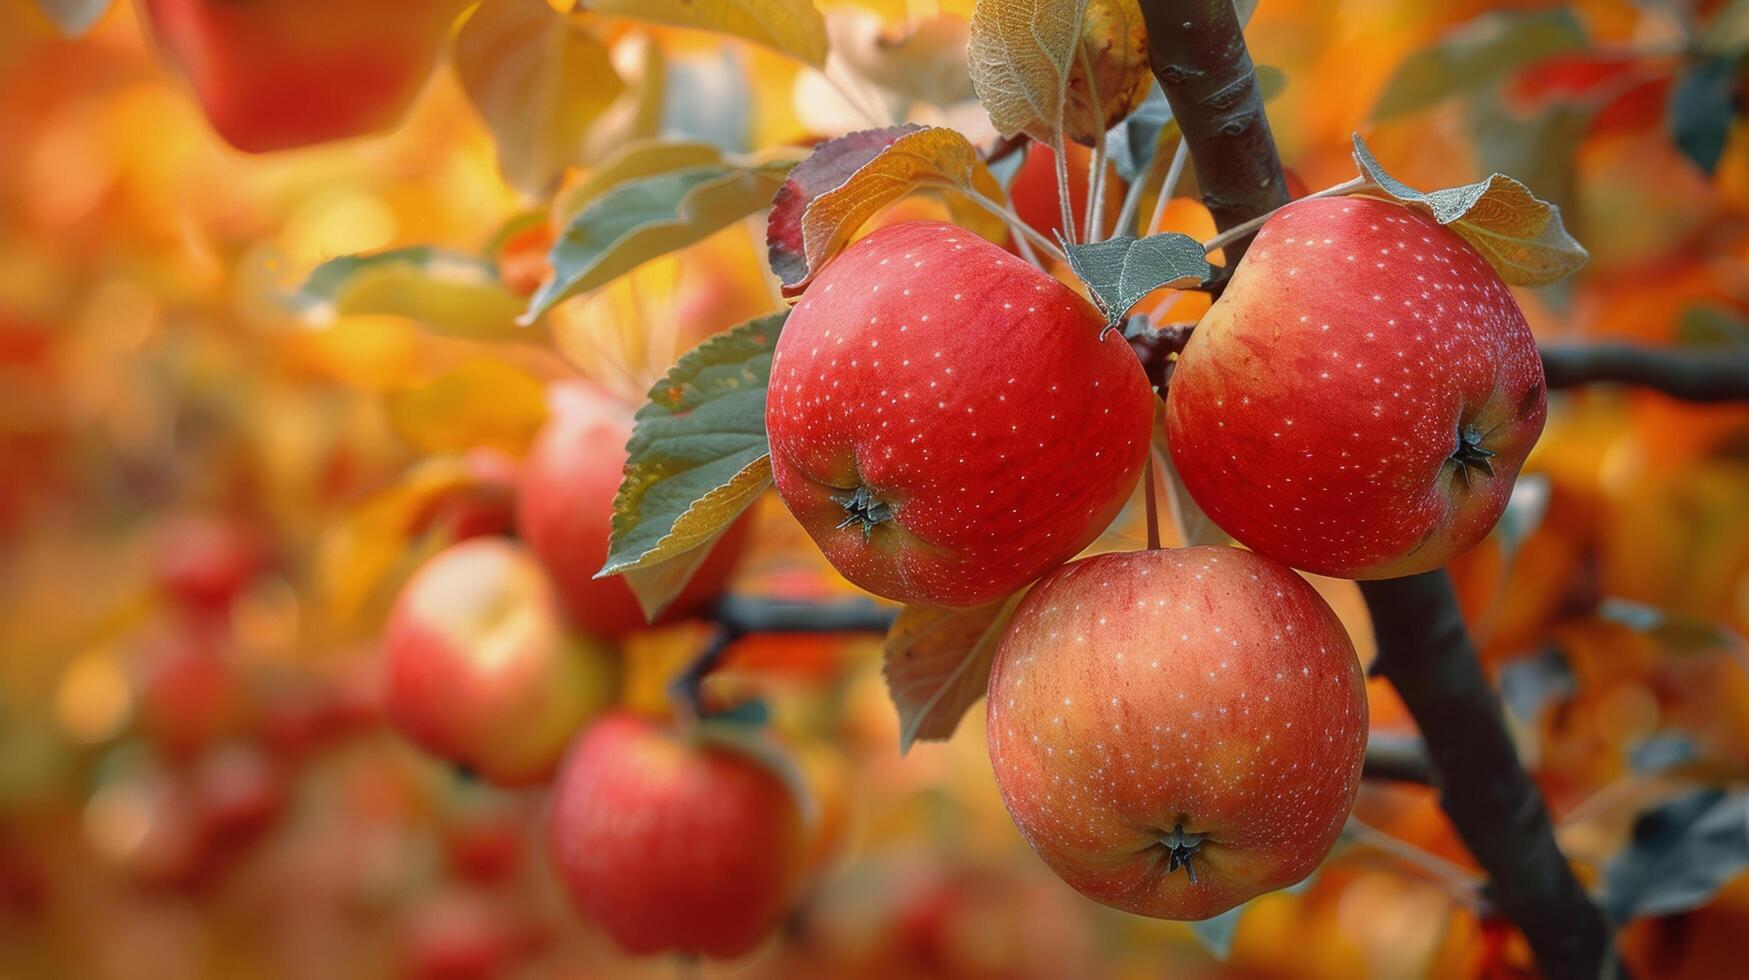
[141,0,464,153]
[133,620,248,759]
[517,380,752,638]
[546,712,804,959]
[150,513,266,612]
[986,547,1368,920]
[383,538,617,786]
[766,221,1153,607]
[1166,196,1547,579]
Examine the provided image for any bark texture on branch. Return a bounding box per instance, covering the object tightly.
[1363,574,1619,979]
[1541,343,1749,402]
[1137,3,1624,976]
[1136,0,1287,257]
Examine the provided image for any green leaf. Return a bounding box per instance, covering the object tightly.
[294,247,531,341]
[1669,57,1739,175]
[1106,85,1171,183]
[968,0,1090,145]
[1064,233,1210,330]
[525,162,789,319]
[1351,133,1588,287]
[883,594,1026,753]
[599,313,785,586]
[1371,9,1587,121]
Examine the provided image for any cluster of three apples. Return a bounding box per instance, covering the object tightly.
[766,197,1546,919]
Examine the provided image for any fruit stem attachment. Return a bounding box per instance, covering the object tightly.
[1449,427,1497,488]
[1161,821,1205,883]
[832,485,894,542]
[1143,447,1161,550]
[1200,176,1376,257]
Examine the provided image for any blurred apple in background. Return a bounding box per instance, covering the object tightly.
[547,712,805,959]
[140,0,467,153]
[383,537,618,786]
[516,380,752,639]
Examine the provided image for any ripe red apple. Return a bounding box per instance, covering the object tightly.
[766,221,1153,607]
[141,0,463,153]
[1009,142,1125,246]
[150,513,267,612]
[1166,196,1547,579]
[986,547,1368,920]
[383,538,617,786]
[517,380,752,638]
[546,712,804,959]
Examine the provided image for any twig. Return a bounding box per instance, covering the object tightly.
[1343,815,1489,911]
[968,191,1070,265]
[1541,343,1749,402]
[668,595,897,720]
[1128,328,1749,406]
[1142,448,1161,550]
[1363,730,1436,785]
[1363,573,1620,980]
[1141,138,1190,240]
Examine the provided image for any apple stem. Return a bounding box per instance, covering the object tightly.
[1052,130,1079,247]
[1143,447,1162,550]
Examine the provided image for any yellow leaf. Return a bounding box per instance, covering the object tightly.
[968,0,1090,145]
[386,360,550,455]
[1065,0,1152,146]
[312,457,475,631]
[1352,133,1588,287]
[578,0,828,67]
[767,125,1008,294]
[456,0,625,196]
[883,592,1025,752]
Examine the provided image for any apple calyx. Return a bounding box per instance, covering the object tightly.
[1449,427,1498,488]
[831,485,893,541]
[1158,821,1206,883]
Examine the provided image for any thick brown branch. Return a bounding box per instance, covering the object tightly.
[1541,343,1749,402]
[1138,4,1624,977]
[1136,0,1287,263]
[1363,574,1620,979]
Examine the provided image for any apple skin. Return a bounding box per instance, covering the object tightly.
[150,513,266,612]
[383,538,617,786]
[141,0,463,153]
[1166,196,1547,579]
[767,221,1153,607]
[986,547,1368,921]
[546,712,804,959]
[517,381,752,638]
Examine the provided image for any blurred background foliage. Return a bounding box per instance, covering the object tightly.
[0,0,1748,976]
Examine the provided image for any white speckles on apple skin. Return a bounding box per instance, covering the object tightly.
[986,547,1368,921]
[1166,197,1547,580]
[766,222,1155,607]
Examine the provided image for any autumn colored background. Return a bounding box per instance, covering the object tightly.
[1,0,1747,977]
